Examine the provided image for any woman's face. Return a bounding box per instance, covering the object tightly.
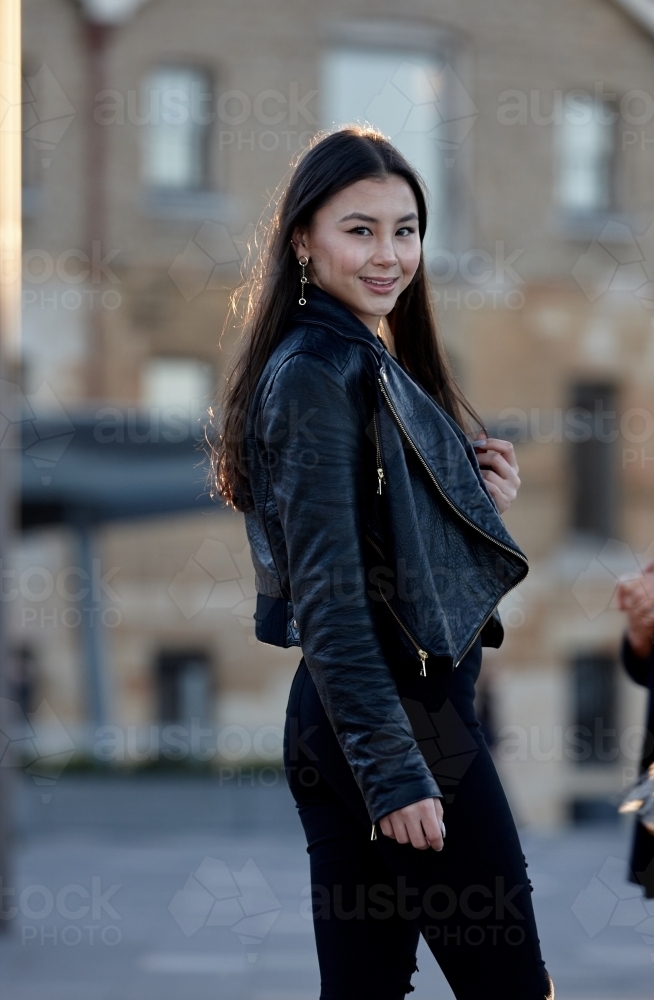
[291,175,422,335]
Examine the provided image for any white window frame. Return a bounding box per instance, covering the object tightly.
[557,92,618,217]
[317,18,473,269]
[140,64,213,192]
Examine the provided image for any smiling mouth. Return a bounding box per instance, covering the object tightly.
[359,276,399,289]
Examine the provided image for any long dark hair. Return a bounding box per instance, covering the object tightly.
[209,124,485,513]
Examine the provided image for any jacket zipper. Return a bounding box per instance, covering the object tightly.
[366,534,428,676]
[376,364,528,669]
[373,411,386,494]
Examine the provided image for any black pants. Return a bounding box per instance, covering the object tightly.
[283,638,554,1000]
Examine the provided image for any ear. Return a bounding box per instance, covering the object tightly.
[290,225,309,259]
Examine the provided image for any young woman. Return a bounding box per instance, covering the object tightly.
[213,125,554,1000]
[617,562,654,897]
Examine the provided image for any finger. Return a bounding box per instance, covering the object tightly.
[481,470,515,505]
[621,583,654,609]
[477,450,521,486]
[378,817,396,839]
[629,585,654,613]
[483,480,505,508]
[418,810,444,852]
[391,818,411,846]
[629,611,654,629]
[403,812,432,850]
[478,438,519,470]
[635,601,654,622]
[477,461,521,500]
[624,575,654,596]
[480,465,520,497]
[616,589,629,611]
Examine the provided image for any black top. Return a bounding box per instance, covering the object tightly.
[620,633,654,896]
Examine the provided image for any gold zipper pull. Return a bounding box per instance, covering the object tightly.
[418,650,428,677]
[377,467,384,494]
[371,822,377,840]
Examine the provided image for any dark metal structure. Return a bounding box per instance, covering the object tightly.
[21,412,219,725]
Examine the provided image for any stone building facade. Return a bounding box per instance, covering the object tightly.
[12,0,654,825]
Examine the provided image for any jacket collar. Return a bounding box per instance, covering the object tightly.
[288,282,387,358]
[289,282,526,561]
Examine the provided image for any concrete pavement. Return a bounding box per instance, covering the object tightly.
[0,773,651,999]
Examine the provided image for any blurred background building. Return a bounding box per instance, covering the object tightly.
[11,0,654,828]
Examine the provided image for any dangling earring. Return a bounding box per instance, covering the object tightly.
[298,255,309,305]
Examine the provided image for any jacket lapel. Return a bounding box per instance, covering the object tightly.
[378,355,528,561]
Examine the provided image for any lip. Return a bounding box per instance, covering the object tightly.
[359,276,399,294]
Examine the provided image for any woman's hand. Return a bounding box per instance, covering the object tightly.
[378,796,444,851]
[473,433,520,514]
[616,559,654,658]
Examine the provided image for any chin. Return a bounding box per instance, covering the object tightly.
[367,296,400,316]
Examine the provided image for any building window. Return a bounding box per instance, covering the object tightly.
[157,651,211,724]
[140,66,212,190]
[22,71,42,195]
[568,381,618,540]
[142,356,215,415]
[570,652,619,767]
[321,47,472,264]
[557,94,617,215]
[8,645,38,718]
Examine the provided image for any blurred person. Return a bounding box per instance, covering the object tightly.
[212,125,554,1000]
[616,560,654,897]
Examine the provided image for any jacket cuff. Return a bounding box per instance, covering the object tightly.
[369,776,443,825]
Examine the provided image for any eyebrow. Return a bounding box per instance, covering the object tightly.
[337,212,419,224]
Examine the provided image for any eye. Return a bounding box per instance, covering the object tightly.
[347,226,372,235]
[397,226,416,236]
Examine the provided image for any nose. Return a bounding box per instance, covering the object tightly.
[370,232,399,267]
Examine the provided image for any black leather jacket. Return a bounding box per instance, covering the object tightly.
[244,283,529,826]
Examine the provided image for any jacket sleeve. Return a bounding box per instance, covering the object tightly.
[621,631,654,688]
[259,350,442,824]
